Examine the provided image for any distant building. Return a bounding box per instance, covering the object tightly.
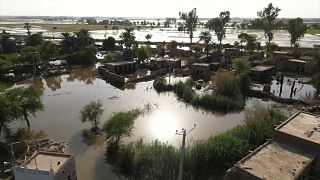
[191,63,211,80]
[277,59,306,73]
[104,61,137,74]
[226,112,320,180]
[270,51,294,65]
[224,48,242,60]
[250,65,276,81]
[150,58,181,70]
[14,151,77,180]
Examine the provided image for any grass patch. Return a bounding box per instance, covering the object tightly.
[306,29,320,35]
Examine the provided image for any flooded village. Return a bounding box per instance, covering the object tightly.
[1,1,320,180]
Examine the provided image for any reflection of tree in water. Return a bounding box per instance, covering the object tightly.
[67,66,97,85]
[81,129,105,149]
[44,76,63,92]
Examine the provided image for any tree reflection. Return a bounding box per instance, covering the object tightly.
[44,76,63,91]
[67,66,97,84]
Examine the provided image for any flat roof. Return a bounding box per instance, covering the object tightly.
[273,51,291,55]
[252,65,276,72]
[106,61,136,66]
[22,152,72,173]
[236,141,315,179]
[276,112,320,145]
[192,63,210,67]
[288,59,306,64]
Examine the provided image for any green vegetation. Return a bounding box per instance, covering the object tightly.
[153,75,245,112]
[254,3,281,43]
[179,8,198,44]
[120,28,136,61]
[80,100,104,132]
[198,31,212,60]
[238,33,258,53]
[105,105,286,179]
[103,109,141,146]
[206,11,230,52]
[102,36,116,51]
[0,85,44,134]
[306,29,320,35]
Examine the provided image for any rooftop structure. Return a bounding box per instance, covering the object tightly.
[14,151,77,180]
[251,65,276,72]
[227,112,320,180]
[104,61,137,74]
[288,59,307,64]
[275,112,320,151]
[233,141,315,180]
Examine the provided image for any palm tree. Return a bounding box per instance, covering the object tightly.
[179,8,198,44]
[199,31,212,60]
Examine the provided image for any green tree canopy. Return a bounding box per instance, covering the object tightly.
[0,35,17,54]
[238,33,257,53]
[137,45,150,63]
[199,31,212,60]
[40,41,58,61]
[207,11,230,48]
[80,100,104,131]
[102,36,116,51]
[26,33,44,46]
[287,18,307,51]
[256,3,281,43]
[5,85,44,128]
[103,110,140,145]
[179,8,198,44]
[20,46,41,64]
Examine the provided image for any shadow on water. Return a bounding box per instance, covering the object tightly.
[67,66,97,85]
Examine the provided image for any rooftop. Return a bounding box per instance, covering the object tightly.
[273,51,291,55]
[236,141,315,180]
[288,59,307,64]
[22,151,72,173]
[251,65,276,72]
[275,112,320,145]
[192,63,210,67]
[106,61,136,66]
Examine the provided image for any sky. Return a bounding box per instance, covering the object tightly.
[0,0,319,18]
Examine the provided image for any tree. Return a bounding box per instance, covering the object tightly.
[61,32,77,54]
[0,90,22,134]
[312,73,320,96]
[0,35,17,53]
[207,11,230,52]
[20,46,41,64]
[179,8,198,44]
[102,36,116,51]
[120,28,136,60]
[264,42,279,58]
[145,34,152,44]
[24,23,31,36]
[80,100,103,132]
[190,44,203,60]
[233,57,251,75]
[137,46,150,63]
[199,31,212,60]
[167,40,178,59]
[238,33,257,53]
[26,33,44,46]
[287,18,307,53]
[104,25,108,39]
[40,41,58,61]
[5,85,44,128]
[157,43,166,57]
[256,3,281,43]
[75,29,94,51]
[103,110,140,145]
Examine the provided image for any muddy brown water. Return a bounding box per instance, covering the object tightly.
[5,66,296,180]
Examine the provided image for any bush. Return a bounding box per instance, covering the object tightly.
[153,78,173,92]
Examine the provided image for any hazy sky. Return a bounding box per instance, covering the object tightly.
[0,0,319,18]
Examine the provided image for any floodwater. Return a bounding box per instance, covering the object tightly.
[7,66,296,180]
[1,22,320,48]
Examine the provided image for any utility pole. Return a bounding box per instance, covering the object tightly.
[176,124,196,180]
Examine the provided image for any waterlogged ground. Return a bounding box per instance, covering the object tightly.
[1,21,320,48]
[7,66,296,180]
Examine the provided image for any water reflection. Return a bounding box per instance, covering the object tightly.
[67,66,97,85]
[44,76,63,91]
